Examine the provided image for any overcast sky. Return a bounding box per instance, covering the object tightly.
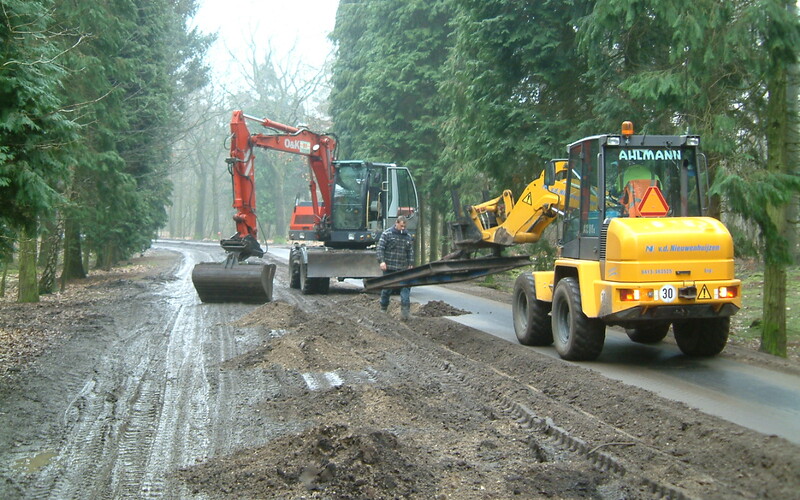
[191,0,340,88]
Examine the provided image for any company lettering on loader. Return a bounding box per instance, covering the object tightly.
[618,149,682,161]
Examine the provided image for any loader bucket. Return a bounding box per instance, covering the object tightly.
[192,262,276,304]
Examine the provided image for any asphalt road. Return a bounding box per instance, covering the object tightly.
[169,241,800,445]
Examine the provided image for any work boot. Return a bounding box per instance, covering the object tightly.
[380,303,388,313]
[400,303,410,322]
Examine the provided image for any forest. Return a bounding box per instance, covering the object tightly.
[1,0,798,355]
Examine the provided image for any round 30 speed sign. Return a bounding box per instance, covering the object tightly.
[659,285,677,303]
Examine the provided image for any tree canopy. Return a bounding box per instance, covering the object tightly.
[0,0,212,275]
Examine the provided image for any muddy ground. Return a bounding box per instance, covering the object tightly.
[1,246,799,499]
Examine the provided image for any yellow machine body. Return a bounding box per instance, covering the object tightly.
[531,217,741,320]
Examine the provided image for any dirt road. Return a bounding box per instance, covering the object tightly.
[1,244,799,499]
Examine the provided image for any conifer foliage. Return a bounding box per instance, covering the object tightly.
[0,0,211,297]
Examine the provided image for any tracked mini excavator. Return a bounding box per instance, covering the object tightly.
[192,110,422,300]
[367,122,741,361]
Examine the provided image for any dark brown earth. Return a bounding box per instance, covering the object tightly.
[1,247,799,499]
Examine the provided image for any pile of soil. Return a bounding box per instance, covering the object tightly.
[236,301,309,329]
[415,300,469,317]
[178,422,437,498]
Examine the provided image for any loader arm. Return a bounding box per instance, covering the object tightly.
[454,160,570,250]
[366,161,570,291]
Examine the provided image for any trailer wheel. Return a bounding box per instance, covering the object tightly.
[551,277,605,361]
[512,273,552,346]
[625,322,670,344]
[673,317,729,356]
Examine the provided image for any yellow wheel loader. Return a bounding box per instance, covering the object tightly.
[369,122,741,361]
[505,122,740,360]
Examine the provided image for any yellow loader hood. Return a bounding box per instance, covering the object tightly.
[603,217,735,282]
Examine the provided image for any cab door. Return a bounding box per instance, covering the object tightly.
[561,138,601,261]
[385,166,419,233]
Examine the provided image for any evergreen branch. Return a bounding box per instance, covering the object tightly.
[59,86,118,113]
[2,34,88,68]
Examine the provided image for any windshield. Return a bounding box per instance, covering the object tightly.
[604,146,703,218]
[333,163,368,230]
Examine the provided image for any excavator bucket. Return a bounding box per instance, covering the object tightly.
[191,262,276,304]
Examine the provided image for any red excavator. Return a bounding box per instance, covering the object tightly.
[191,110,419,301]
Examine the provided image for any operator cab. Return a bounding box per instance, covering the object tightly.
[559,122,707,260]
[327,161,419,248]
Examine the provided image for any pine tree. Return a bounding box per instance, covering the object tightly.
[0,0,76,301]
[331,0,454,260]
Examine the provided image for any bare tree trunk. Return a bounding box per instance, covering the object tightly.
[0,260,8,298]
[416,198,426,265]
[761,23,791,357]
[38,215,63,294]
[17,228,39,303]
[212,168,221,238]
[97,242,116,271]
[787,52,799,263]
[429,208,440,262]
[62,216,87,284]
[194,166,208,240]
[761,265,787,354]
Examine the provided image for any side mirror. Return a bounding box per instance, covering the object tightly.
[544,160,556,186]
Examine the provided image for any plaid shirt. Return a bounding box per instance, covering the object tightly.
[376,227,414,271]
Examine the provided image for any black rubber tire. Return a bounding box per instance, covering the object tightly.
[551,277,605,361]
[673,317,729,356]
[625,322,671,344]
[289,249,301,289]
[300,263,315,295]
[512,273,553,346]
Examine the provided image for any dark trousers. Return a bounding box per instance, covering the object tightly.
[379,270,410,307]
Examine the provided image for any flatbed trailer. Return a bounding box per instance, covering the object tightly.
[363,255,531,290]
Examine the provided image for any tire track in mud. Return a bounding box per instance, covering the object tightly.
[18,246,250,499]
[344,303,710,499]
[5,243,795,499]
[133,248,241,498]
[36,257,190,498]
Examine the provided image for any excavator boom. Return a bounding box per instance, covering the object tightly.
[190,111,285,303]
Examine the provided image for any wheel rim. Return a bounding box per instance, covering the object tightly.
[515,290,529,332]
[555,299,570,345]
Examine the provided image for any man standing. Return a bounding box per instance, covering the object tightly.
[376,215,414,320]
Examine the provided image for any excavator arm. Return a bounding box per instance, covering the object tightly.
[226,111,338,256]
[192,110,338,304]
